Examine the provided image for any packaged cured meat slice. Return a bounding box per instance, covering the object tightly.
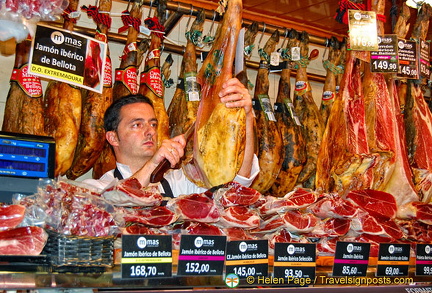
[398,201,432,225]
[217,206,260,229]
[103,178,162,207]
[346,189,397,219]
[167,193,220,223]
[316,237,338,256]
[350,209,386,236]
[123,206,177,227]
[281,210,319,233]
[256,188,318,216]
[0,204,26,231]
[265,228,307,255]
[212,181,261,207]
[0,226,48,255]
[307,218,350,238]
[251,214,285,234]
[307,193,359,219]
[224,227,256,241]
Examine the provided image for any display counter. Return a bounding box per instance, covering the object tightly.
[1,261,432,292]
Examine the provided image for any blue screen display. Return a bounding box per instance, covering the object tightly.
[0,134,55,178]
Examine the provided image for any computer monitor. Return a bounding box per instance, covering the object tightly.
[0,131,55,203]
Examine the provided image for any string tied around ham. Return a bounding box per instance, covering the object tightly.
[81,5,112,29]
[118,10,141,34]
[62,7,79,24]
[323,59,345,75]
[145,17,165,39]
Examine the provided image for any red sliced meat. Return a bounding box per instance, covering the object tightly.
[0,204,26,231]
[397,219,432,242]
[224,227,256,241]
[379,217,404,240]
[0,226,48,255]
[124,223,163,235]
[308,193,358,219]
[317,237,338,256]
[123,206,177,227]
[168,193,220,223]
[350,209,386,236]
[214,181,262,207]
[281,210,319,233]
[252,214,285,234]
[398,201,432,225]
[346,189,397,219]
[257,188,318,216]
[103,177,162,207]
[179,221,223,235]
[218,206,260,229]
[308,218,350,238]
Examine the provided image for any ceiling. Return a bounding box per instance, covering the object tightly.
[170,0,430,46]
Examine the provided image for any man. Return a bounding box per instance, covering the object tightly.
[83,77,259,196]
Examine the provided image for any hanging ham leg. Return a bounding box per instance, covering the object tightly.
[139,0,170,146]
[92,0,144,179]
[193,0,244,188]
[293,31,324,189]
[44,0,81,176]
[269,29,306,197]
[249,29,283,194]
[66,0,113,179]
[2,37,45,136]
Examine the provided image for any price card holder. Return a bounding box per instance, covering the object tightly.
[121,235,172,279]
[225,239,268,278]
[370,34,399,73]
[177,235,227,276]
[416,244,432,276]
[348,10,378,51]
[419,39,430,79]
[376,243,410,277]
[273,243,316,286]
[332,241,370,277]
[397,39,419,79]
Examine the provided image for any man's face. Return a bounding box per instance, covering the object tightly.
[113,102,158,160]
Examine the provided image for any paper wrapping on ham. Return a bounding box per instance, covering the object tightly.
[192,0,245,188]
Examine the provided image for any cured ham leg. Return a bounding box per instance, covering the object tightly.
[269,29,306,197]
[249,30,283,194]
[66,0,113,179]
[2,36,45,136]
[192,0,245,188]
[139,0,170,146]
[44,0,81,176]
[92,0,144,179]
[293,31,324,188]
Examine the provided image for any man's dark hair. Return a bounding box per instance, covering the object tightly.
[104,94,154,132]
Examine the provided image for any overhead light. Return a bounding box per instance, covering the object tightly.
[406,0,432,9]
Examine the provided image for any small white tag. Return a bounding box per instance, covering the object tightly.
[270,51,280,66]
[291,47,301,61]
[188,91,200,101]
[140,26,151,36]
[69,11,81,18]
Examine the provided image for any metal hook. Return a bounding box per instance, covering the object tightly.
[147,0,153,18]
[185,4,194,30]
[281,28,288,48]
[125,0,132,13]
[160,44,165,55]
[209,11,217,35]
[258,23,266,48]
[94,0,99,7]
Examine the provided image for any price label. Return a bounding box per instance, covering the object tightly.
[257,94,276,122]
[348,10,379,51]
[397,39,419,79]
[225,240,268,278]
[273,243,316,282]
[121,235,172,279]
[333,241,370,277]
[177,235,226,276]
[419,39,430,79]
[416,244,432,276]
[376,243,410,277]
[371,35,398,73]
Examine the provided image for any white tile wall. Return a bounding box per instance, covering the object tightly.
[0,0,327,180]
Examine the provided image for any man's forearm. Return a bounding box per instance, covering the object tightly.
[237,112,255,178]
